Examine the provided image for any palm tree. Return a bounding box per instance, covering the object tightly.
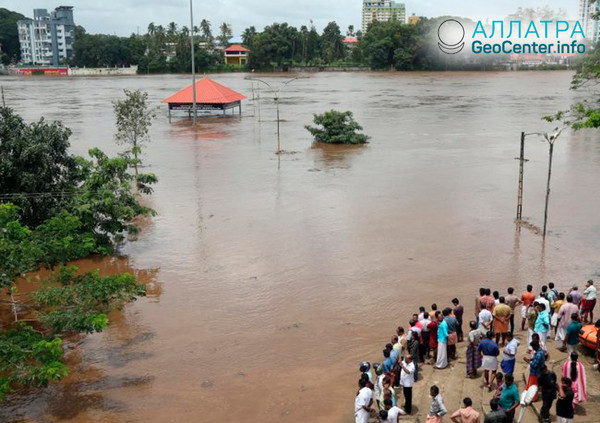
[147,22,156,37]
[242,26,257,47]
[167,22,178,41]
[218,22,233,48]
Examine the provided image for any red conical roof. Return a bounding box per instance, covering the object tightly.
[162,77,247,104]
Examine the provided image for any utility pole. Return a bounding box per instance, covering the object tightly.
[189,0,197,124]
[1,86,5,107]
[543,140,555,237]
[516,131,525,220]
[541,128,563,238]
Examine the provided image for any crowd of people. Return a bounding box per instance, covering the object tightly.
[354,281,600,423]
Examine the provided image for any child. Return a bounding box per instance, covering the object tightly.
[493,372,504,400]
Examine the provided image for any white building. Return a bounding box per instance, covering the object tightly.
[579,0,600,42]
[17,6,75,65]
[362,0,406,32]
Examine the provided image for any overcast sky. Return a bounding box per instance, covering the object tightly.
[6,1,579,37]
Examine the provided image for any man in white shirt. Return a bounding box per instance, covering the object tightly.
[478,308,493,333]
[382,398,406,422]
[536,294,550,313]
[582,279,597,323]
[355,378,373,423]
[400,354,415,414]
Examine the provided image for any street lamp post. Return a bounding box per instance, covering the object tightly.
[245,76,300,153]
[541,128,563,237]
[515,131,544,221]
[189,0,197,124]
[515,128,563,237]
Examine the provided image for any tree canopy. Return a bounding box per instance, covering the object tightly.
[0,107,156,400]
[305,110,369,144]
[0,8,25,64]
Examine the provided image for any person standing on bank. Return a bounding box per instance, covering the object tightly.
[444,307,459,360]
[505,287,522,336]
[466,320,483,378]
[498,373,519,423]
[562,352,587,408]
[556,295,579,352]
[581,280,596,324]
[535,303,550,344]
[493,297,511,346]
[478,331,500,391]
[435,309,449,369]
[500,332,519,375]
[524,341,545,402]
[538,364,558,423]
[450,397,480,423]
[400,354,415,415]
[428,311,440,365]
[452,298,464,342]
[427,385,447,423]
[355,378,373,423]
[521,284,536,331]
[556,377,575,423]
[483,398,506,423]
[565,313,583,355]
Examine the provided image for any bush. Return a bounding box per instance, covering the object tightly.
[305,110,369,144]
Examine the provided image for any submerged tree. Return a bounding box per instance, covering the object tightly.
[305,110,369,144]
[113,90,156,179]
[0,107,156,400]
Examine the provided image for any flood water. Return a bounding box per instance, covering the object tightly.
[1,71,599,422]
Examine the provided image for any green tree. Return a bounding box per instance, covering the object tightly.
[242,26,257,49]
[248,23,300,69]
[0,107,80,226]
[113,90,156,177]
[320,21,345,63]
[72,148,157,249]
[0,107,155,400]
[0,8,25,63]
[544,47,600,129]
[200,19,214,50]
[217,22,233,48]
[305,110,369,144]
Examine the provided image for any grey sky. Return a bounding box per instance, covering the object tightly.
[6,1,578,38]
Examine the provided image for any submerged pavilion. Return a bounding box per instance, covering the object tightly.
[162,76,247,119]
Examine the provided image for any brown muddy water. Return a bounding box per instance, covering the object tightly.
[0,71,599,422]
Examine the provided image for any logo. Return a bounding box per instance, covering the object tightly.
[438,19,465,54]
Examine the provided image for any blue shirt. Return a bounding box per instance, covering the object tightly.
[530,350,545,376]
[438,320,448,343]
[390,348,399,364]
[478,338,500,356]
[384,356,395,373]
[535,310,550,333]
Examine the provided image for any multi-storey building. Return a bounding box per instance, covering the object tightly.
[362,0,406,32]
[17,6,75,65]
[579,0,600,42]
